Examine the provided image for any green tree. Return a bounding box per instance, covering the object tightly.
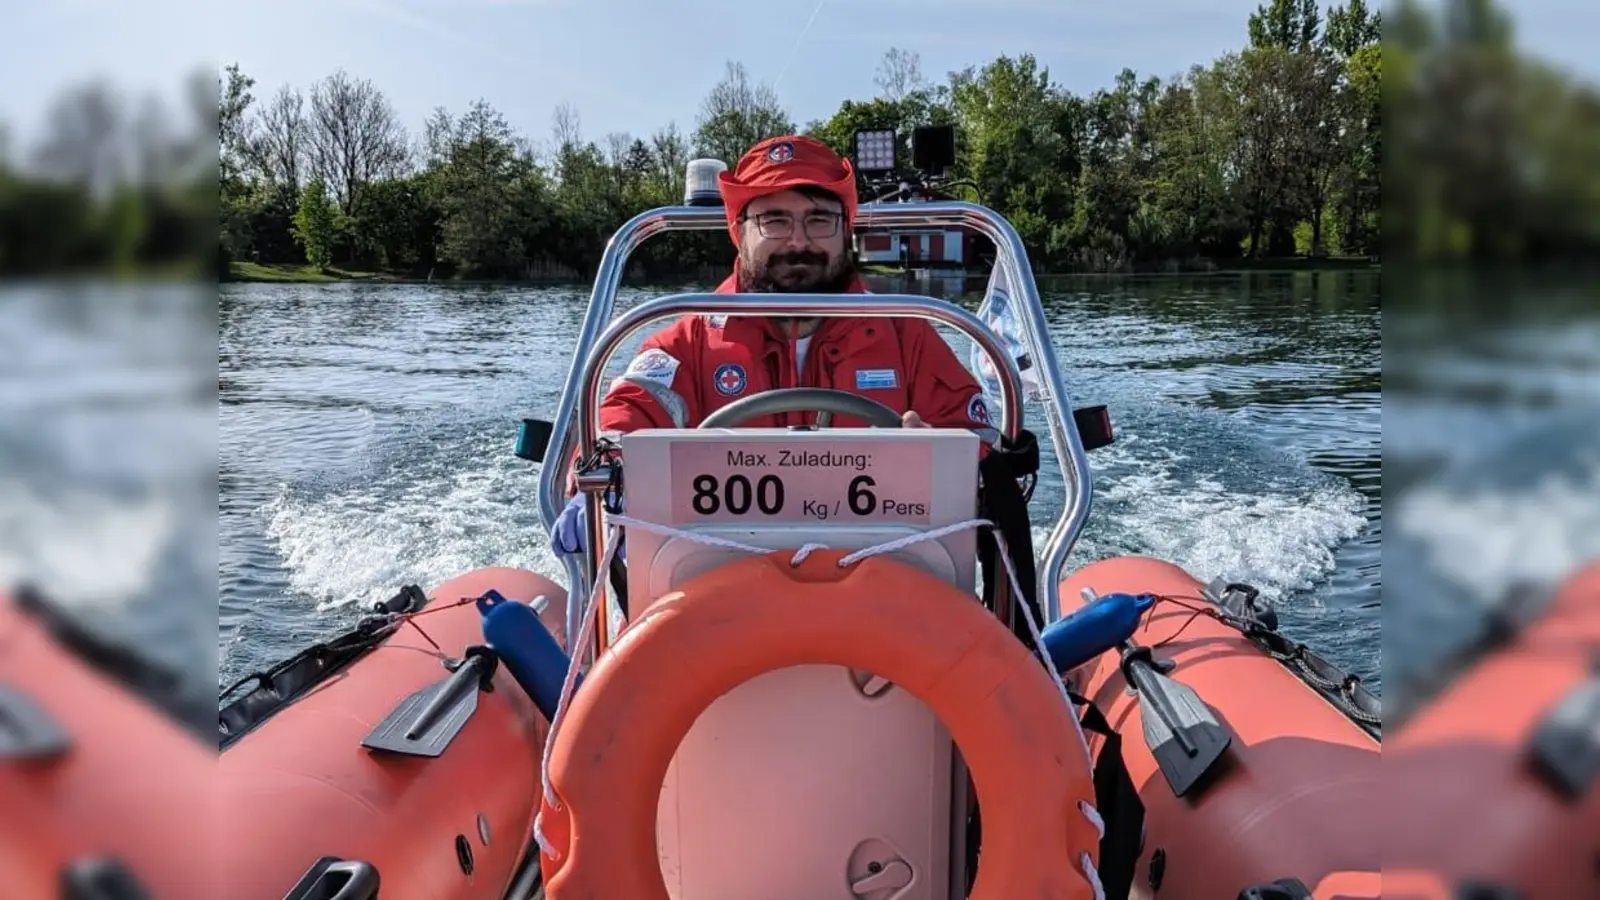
[291,177,339,269]
[1143,64,1247,259]
[38,0,1600,279]
[1326,0,1381,57]
[426,99,541,277]
[949,55,1077,256]
[693,61,794,163]
[348,174,437,271]
[218,64,256,187]
[1328,0,1382,255]
[1247,0,1321,51]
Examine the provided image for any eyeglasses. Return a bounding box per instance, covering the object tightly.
[744,211,843,240]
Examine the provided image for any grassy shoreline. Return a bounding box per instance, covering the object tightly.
[226,262,428,284]
[224,261,688,285]
[227,256,1379,285]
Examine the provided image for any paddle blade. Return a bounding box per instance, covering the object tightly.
[361,652,491,758]
[1126,658,1232,798]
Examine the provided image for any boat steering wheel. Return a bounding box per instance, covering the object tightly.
[698,387,903,429]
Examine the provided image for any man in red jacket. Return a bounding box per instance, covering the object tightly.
[598,134,997,438]
[553,135,996,554]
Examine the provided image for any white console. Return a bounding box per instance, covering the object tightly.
[615,427,982,900]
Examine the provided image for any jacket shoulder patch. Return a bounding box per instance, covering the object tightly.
[624,347,680,388]
[966,393,992,427]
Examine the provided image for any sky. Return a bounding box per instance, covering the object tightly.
[1,0,1597,159]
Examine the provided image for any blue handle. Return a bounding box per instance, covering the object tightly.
[477,589,574,720]
[1039,592,1157,674]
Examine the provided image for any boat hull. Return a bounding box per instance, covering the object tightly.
[219,567,567,900]
[1383,564,1600,899]
[0,592,218,899]
[1059,555,1382,900]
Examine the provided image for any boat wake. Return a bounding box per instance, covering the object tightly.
[261,397,1367,625]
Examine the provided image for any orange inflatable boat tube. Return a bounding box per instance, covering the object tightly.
[539,549,1105,900]
[0,763,89,900]
[1059,556,1382,900]
[217,566,567,900]
[0,589,219,900]
[1382,563,1600,899]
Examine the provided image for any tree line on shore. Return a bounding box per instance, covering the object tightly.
[0,0,1594,280]
[218,0,1384,281]
[0,73,213,277]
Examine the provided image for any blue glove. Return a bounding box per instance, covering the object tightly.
[551,493,626,560]
[551,493,588,554]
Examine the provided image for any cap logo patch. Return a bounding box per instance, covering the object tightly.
[766,141,795,164]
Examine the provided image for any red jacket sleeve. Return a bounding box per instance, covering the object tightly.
[598,317,705,433]
[898,318,1002,446]
[565,318,704,495]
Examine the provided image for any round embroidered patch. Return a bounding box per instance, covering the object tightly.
[967,393,992,426]
[713,363,748,396]
[765,141,795,164]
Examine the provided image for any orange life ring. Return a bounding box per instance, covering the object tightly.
[538,548,1102,900]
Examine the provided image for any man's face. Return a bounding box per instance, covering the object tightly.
[737,189,855,294]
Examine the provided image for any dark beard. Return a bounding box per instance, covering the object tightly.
[739,248,857,294]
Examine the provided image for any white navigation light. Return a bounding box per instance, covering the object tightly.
[683,158,728,207]
[854,128,897,174]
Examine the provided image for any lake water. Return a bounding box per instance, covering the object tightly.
[0,283,217,716]
[212,271,1384,693]
[7,271,1597,734]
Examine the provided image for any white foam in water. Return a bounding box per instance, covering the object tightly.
[263,436,564,612]
[263,417,1367,617]
[1067,436,1368,604]
[1394,448,1600,607]
[0,479,174,608]
[1097,474,1365,600]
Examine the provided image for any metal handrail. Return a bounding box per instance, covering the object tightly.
[568,292,1027,639]
[574,293,1026,453]
[535,200,1095,647]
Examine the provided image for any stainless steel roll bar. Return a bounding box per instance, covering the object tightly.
[575,293,1027,450]
[534,200,1095,650]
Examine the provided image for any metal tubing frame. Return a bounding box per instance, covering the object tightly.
[536,200,1095,651]
[577,293,1026,450]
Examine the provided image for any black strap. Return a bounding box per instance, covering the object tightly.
[976,429,1042,647]
[61,857,154,900]
[964,691,1145,899]
[1071,690,1145,900]
[609,555,630,619]
[973,428,1150,894]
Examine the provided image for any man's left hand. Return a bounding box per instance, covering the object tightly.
[902,410,929,428]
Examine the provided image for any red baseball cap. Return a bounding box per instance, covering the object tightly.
[717,135,858,247]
